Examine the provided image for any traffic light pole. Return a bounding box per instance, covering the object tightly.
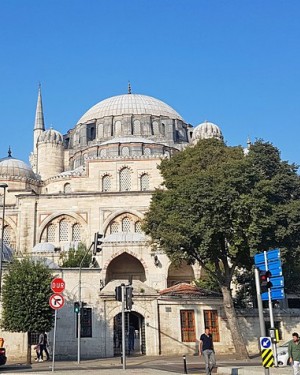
[255,268,269,375]
[78,242,94,364]
[121,284,126,370]
[264,252,278,367]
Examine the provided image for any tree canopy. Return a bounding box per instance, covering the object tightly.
[59,243,92,268]
[1,258,54,333]
[143,138,300,357]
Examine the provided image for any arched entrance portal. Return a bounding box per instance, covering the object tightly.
[106,253,146,283]
[113,311,145,356]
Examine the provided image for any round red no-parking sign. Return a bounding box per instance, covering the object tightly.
[51,277,65,293]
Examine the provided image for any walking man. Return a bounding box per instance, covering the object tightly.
[289,332,300,375]
[199,327,216,375]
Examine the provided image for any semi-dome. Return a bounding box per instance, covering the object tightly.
[38,128,63,144]
[192,121,223,144]
[0,157,37,180]
[77,94,184,124]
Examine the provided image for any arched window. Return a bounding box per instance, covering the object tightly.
[3,226,11,246]
[100,149,107,157]
[122,217,131,232]
[140,173,150,191]
[47,224,56,242]
[59,220,69,242]
[135,221,142,233]
[72,223,81,241]
[121,147,130,156]
[110,221,119,234]
[119,167,131,191]
[133,120,141,135]
[144,147,151,156]
[64,183,72,193]
[115,121,122,136]
[152,121,159,135]
[161,123,165,135]
[102,175,112,192]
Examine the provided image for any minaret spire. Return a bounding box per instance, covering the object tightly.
[34,83,45,131]
[31,83,46,173]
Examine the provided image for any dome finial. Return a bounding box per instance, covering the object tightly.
[128,81,132,94]
[8,146,12,157]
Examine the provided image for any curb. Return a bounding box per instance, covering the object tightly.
[217,366,291,375]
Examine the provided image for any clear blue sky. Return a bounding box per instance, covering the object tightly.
[1,0,299,167]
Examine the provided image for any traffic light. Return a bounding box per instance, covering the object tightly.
[74,301,80,314]
[115,285,122,302]
[125,286,134,311]
[81,301,87,314]
[93,232,103,255]
[260,270,273,294]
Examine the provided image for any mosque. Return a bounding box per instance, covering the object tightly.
[0,86,297,361]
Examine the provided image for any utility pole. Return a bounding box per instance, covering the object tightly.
[121,283,126,370]
[254,268,269,375]
[78,242,94,364]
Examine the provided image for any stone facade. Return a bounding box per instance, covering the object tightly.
[0,89,299,362]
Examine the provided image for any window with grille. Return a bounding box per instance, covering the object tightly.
[72,224,81,241]
[204,310,220,342]
[152,121,159,135]
[76,308,92,338]
[64,183,72,193]
[135,221,142,233]
[100,149,107,157]
[59,220,69,242]
[121,147,130,156]
[180,310,196,342]
[133,120,141,135]
[111,222,119,234]
[122,217,131,232]
[144,147,151,156]
[102,175,111,192]
[3,226,11,246]
[47,224,56,242]
[119,168,131,191]
[140,173,150,191]
[115,121,122,136]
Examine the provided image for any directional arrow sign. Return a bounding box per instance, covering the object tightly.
[49,293,65,310]
[262,288,285,301]
[260,337,272,349]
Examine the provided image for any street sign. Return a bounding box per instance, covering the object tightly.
[257,260,283,276]
[51,277,65,293]
[267,249,280,262]
[260,337,272,349]
[262,288,285,301]
[49,293,65,310]
[271,276,284,288]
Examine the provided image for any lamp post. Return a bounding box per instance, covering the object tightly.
[0,183,8,295]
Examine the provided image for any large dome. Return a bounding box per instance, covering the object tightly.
[0,157,37,180]
[77,94,184,124]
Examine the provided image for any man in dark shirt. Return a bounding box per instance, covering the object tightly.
[199,327,216,375]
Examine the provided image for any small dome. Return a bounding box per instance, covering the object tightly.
[192,121,223,144]
[77,94,184,124]
[38,128,63,144]
[0,157,37,180]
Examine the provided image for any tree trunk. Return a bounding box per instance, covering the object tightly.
[27,332,31,365]
[221,286,249,359]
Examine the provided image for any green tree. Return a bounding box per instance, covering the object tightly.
[59,243,92,268]
[1,258,54,364]
[143,138,300,358]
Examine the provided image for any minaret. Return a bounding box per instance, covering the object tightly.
[30,84,45,173]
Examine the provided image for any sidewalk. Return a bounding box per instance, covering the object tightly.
[3,354,289,375]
